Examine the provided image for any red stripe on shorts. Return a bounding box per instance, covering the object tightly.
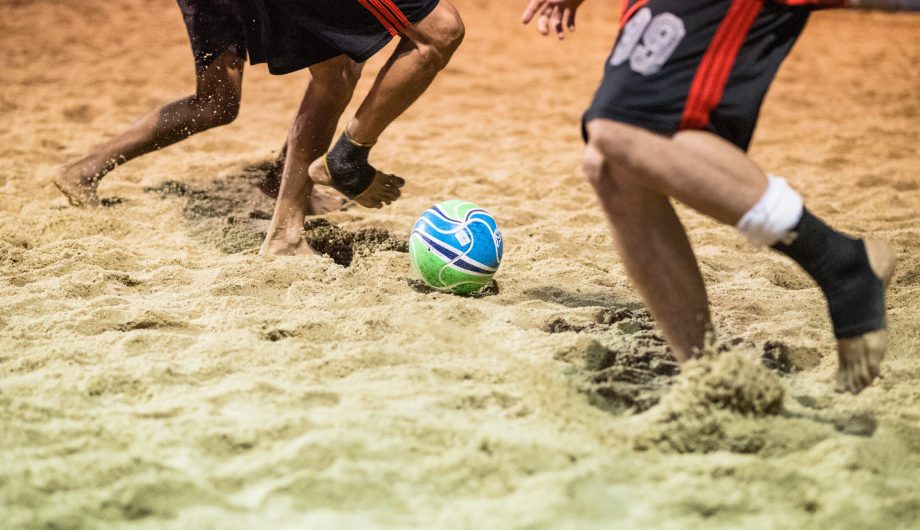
[368,0,408,30]
[679,0,763,130]
[377,0,412,28]
[356,0,401,36]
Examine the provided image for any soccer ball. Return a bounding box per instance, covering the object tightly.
[409,200,503,295]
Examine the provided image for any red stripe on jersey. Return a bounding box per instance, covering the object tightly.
[679,0,763,130]
[357,0,400,36]
[377,0,412,28]
[619,0,649,28]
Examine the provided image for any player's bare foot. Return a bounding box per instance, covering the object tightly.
[52,162,101,207]
[835,239,896,394]
[308,132,404,209]
[259,225,321,257]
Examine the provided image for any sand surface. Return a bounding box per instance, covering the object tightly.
[2,1,920,528]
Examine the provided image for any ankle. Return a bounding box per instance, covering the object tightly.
[344,120,377,147]
[772,210,885,338]
[66,154,116,184]
[268,222,303,242]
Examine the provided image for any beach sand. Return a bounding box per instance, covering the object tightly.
[2,1,920,528]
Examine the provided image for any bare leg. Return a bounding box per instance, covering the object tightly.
[54,50,244,207]
[347,1,465,144]
[585,119,893,392]
[583,129,711,361]
[583,120,773,360]
[260,57,362,256]
[308,1,465,206]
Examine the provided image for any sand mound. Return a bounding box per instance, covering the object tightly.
[548,310,804,416]
[634,350,785,454]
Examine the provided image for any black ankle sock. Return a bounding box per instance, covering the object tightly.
[771,209,885,338]
[325,133,375,197]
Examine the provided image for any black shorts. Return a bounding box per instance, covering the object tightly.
[584,0,842,150]
[237,0,441,75]
[177,0,247,71]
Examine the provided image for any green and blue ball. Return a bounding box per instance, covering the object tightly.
[409,200,503,295]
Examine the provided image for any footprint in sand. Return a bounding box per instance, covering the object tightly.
[303,218,407,267]
[542,307,654,335]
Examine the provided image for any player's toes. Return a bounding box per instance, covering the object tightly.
[854,369,873,394]
[835,370,849,394]
[380,186,400,201]
[839,359,874,394]
[359,198,382,209]
[836,330,887,394]
[379,173,404,191]
[868,357,882,379]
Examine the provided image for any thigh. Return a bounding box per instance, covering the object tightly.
[195,49,244,101]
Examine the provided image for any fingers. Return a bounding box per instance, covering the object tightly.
[527,0,578,38]
[551,6,564,39]
[521,0,547,24]
[536,4,552,35]
[563,6,575,31]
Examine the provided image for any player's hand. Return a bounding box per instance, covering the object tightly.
[521,0,586,39]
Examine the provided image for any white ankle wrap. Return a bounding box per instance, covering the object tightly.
[736,175,804,247]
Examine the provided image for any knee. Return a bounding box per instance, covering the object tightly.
[435,9,465,59]
[582,130,636,192]
[585,120,642,173]
[582,127,646,219]
[195,66,243,128]
[581,143,608,190]
[314,59,363,105]
[192,82,241,129]
[210,96,240,127]
[334,60,363,99]
[417,6,464,69]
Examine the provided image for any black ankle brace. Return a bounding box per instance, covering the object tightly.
[324,132,375,198]
[771,209,886,338]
